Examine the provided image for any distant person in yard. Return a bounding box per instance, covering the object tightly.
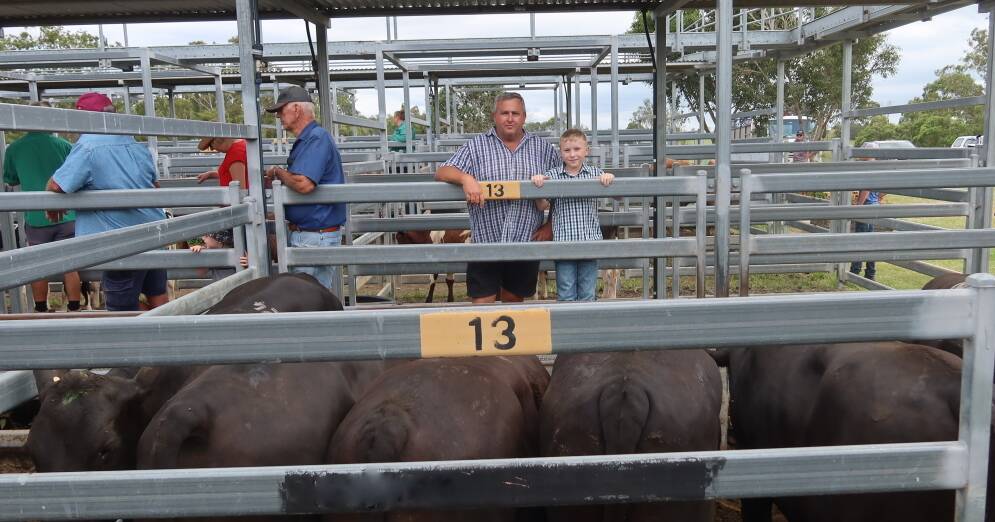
[3,101,82,312]
[532,128,614,302]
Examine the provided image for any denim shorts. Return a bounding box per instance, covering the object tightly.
[102,269,168,311]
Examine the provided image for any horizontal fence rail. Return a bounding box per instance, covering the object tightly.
[0,205,251,291]
[0,102,256,138]
[0,442,967,520]
[282,177,705,205]
[0,187,231,211]
[0,288,975,369]
[289,238,697,266]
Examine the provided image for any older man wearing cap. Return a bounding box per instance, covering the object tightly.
[46,92,169,312]
[263,85,345,290]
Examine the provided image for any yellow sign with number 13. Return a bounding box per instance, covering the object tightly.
[419,308,552,358]
[480,181,522,200]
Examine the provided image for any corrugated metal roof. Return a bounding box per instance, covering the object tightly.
[0,0,660,25]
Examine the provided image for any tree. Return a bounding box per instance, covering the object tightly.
[525,113,567,132]
[896,67,984,147]
[853,115,899,146]
[454,88,504,133]
[0,26,105,50]
[626,11,900,141]
[962,28,988,78]
[626,98,654,129]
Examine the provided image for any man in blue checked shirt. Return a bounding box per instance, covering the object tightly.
[436,92,560,304]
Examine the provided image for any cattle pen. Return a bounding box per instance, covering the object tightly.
[0,0,995,521]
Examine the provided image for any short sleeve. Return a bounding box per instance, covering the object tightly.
[544,142,561,171]
[51,144,93,193]
[287,136,330,184]
[441,141,474,174]
[2,148,17,186]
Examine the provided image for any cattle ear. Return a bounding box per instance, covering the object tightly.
[33,369,69,397]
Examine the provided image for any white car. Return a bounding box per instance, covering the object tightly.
[951,135,983,148]
[861,140,916,149]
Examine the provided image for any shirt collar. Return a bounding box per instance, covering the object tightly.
[485,127,534,147]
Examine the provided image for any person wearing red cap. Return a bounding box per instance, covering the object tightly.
[46,92,169,312]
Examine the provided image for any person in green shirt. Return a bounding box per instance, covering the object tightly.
[389,110,410,152]
[2,103,81,312]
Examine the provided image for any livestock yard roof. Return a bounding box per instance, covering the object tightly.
[0,0,976,26]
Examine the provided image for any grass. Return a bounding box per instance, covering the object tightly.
[869,193,995,290]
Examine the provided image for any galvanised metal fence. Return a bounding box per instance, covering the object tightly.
[0,277,992,520]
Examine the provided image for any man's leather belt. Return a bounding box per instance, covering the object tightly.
[288,224,341,233]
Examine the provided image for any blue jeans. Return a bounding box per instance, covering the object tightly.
[290,229,341,290]
[556,260,598,301]
[849,220,875,279]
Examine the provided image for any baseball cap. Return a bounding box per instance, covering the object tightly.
[76,92,114,112]
[265,86,313,113]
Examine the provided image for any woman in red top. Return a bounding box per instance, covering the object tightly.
[193,137,247,250]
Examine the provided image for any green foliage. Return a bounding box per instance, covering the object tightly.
[0,26,105,50]
[853,115,899,146]
[455,88,504,133]
[962,28,988,78]
[525,113,566,132]
[626,12,899,140]
[894,67,984,147]
[626,98,654,129]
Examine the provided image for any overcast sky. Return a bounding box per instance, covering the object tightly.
[9,7,988,128]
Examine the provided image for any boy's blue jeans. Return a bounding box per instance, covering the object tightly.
[290,229,341,290]
[555,260,598,301]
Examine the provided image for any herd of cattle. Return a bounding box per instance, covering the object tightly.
[13,272,995,521]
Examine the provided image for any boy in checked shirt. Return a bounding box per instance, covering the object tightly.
[532,129,614,301]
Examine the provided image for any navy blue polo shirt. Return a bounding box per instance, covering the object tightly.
[285,121,346,229]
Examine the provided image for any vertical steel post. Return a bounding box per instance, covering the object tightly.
[610,38,620,167]
[236,0,269,275]
[330,85,339,139]
[316,24,332,130]
[955,274,995,521]
[214,71,226,123]
[122,24,129,47]
[385,17,392,41]
[121,80,131,115]
[403,71,413,154]
[445,82,453,136]
[393,17,399,40]
[376,49,388,155]
[574,69,581,128]
[564,76,572,129]
[424,79,434,151]
[272,79,284,153]
[553,84,560,136]
[530,13,536,39]
[776,60,785,144]
[140,50,159,177]
[315,23,342,296]
[698,73,706,136]
[590,68,598,149]
[28,82,39,103]
[738,169,752,296]
[654,9,667,299]
[671,81,678,133]
[771,59,786,234]
[841,41,853,160]
[714,0,733,297]
[168,89,178,147]
[968,8,995,275]
[432,78,440,144]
